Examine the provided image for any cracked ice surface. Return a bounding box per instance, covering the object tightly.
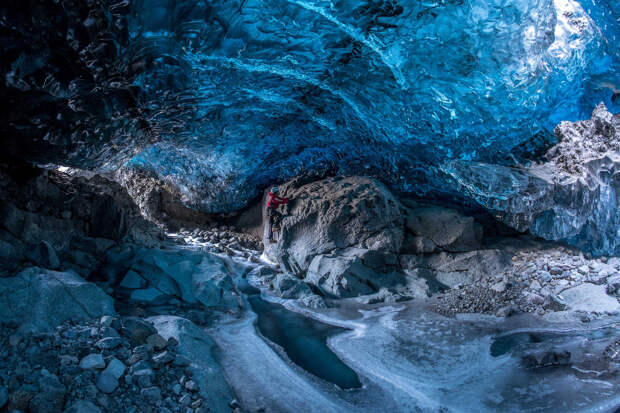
[210,300,620,413]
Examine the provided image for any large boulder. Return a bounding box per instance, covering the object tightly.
[0,268,115,333]
[107,246,240,310]
[265,176,405,275]
[149,316,234,412]
[560,283,620,313]
[400,249,512,288]
[306,248,403,297]
[402,204,482,252]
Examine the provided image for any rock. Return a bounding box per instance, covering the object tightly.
[527,293,544,306]
[149,316,234,413]
[184,380,198,392]
[103,358,125,380]
[140,386,162,402]
[119,270,147,289]
[490,281,506,293]
[561,283,620,313]
[265,176,404,275]
[272,273,312,299]
[130,287,167,304]
[26,240,60,269]
[94,337,122,350]
[522,350,571,368]
[402,249,512,288]
[79,354,105,369]
[96,371,119,393]
[0,268,114,333]
[306,248,403,297]
[179,393,192,406]
[121,317,157,342]
[146,334,168,351]
[8,386,36,410]
[607,274,620,296]
[403,205,482,252]
[63,400,102,413]
[153,351,174,365]
[543,294,567,311]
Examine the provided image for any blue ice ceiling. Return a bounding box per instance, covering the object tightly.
[122,0,619,211]
[0,0,618,212]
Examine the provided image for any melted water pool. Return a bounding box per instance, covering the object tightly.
[247,295,362,390]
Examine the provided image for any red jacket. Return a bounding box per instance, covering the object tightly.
[267,192,288,209]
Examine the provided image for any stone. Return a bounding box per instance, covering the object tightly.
[272,272,313,299]
[561,283,620,313]
[8,386,36,410]
[80,354,105,369]
[153,351,174,365]
[140,386,162,402]
[63,400,102,413]
[96,371,119,393]
[403,205,482,252]
[95,337,122,350]
[490,281,506,293]
[103,358,126,380]
[0,268,115,333]
[179,393,192,406]
[29,371,66,413]
[543,294,567,311]
[130,287,166,304]
[121,317,157,342]
[527,293,544,306]
[119,270,147,289]
[306,248,403,297]
[146,334,168,351]
[184,380,198,392]
[264,176,404,275]
[150,316,234,412]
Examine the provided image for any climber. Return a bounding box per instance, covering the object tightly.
[266,186,289,243]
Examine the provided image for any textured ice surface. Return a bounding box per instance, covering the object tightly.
[1,0,618,212]
[210,297,620,413]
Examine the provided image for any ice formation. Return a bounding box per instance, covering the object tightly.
[0,0,619,250]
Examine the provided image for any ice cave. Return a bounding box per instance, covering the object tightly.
[0,0,619,412]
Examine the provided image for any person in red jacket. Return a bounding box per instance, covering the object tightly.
[266,186,289,243]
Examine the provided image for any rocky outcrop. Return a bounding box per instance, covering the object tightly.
[103,245,241,311]
[0,268,114,333]
[442,103,620,256]
[262,176,406,297]
[261,176,487,298]
[0,160,163,275]
[115,167,215,230]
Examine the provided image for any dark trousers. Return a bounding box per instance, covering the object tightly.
[267,207,282,239]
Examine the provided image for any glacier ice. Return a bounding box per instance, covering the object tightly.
[0,0,619,249]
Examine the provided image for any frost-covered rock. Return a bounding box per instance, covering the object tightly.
[106,246,240,310]
[306,248,403,297]
[400,250,512,288]
[402,205,482,252]
[560,283,620,313]
[149,316,234,412]
[442,104,620,256]
[265,176,404,275]
[0,268,115,333]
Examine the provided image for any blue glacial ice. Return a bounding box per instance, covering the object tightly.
[118,0,619,212]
